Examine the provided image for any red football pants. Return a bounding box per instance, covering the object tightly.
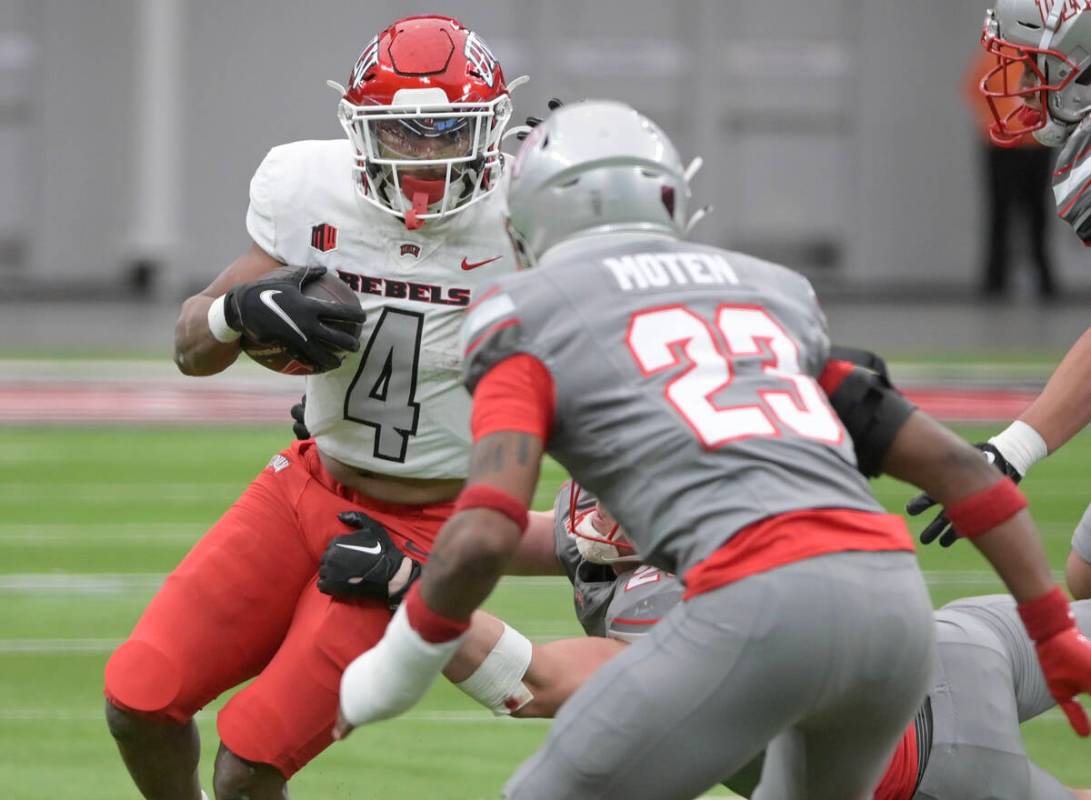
[104,439,454,777]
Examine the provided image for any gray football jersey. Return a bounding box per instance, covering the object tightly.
[551,484,684,640]
[464,234,883,575]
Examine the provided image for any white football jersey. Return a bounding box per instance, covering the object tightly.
[246,139,516,478]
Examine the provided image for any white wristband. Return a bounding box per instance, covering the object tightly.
[454,623,534,716]
[207,295,241,343]
[988,420,1048,478]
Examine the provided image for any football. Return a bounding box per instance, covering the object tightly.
[240,266,362,375]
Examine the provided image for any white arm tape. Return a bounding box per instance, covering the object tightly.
[207,295,241,343]
[340,603,465,726]
[988,420,1048,477]
[454,623,534,716]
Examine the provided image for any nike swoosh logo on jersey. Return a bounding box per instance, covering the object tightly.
[258,290,308,341]
[336,542,383,555]
[461,256,502,271]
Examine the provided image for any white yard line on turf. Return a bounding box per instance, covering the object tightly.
[0,571,1066,595]
[0,484,241,502]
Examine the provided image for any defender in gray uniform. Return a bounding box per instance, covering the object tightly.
[336,101,1089,799]
[468,103,1015,800]
[551,483,683,642]
[480,490,1091,797]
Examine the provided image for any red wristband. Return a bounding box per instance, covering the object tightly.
[454,484,529,532]
[1018,586,1075,643]
[945,478,1027,538]
[403,583,471,644]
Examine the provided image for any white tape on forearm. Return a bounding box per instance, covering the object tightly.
[340,603,465,726]
[454,623,534,716]
[207,294,241,343]
[989,420,1048,478]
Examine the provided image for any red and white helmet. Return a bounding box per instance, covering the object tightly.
[980,0,1091,147]
[335,16,514,229]
[566,483,639,565]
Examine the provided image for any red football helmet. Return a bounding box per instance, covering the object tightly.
[336,15,513,229]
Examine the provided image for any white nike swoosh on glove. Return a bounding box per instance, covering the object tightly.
[259,289,308,341]
[336,542,382,555]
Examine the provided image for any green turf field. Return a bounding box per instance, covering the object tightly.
[1,423,1089,798]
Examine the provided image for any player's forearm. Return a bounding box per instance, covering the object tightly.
[970,513,1057,603]
[420,510,522,621]
[1019,327,1091,453]
[173,293,242,376]
[887,411,1057,598]
[505,511,564,575]
[442,611,505,682]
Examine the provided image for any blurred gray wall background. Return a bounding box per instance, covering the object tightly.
[3,0,1087,299]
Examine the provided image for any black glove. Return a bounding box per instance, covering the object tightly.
[906,442,1023,547]
[318,511,421,607]
[290,394,309,440]
[224,266,367,372]
[515,98,564,140]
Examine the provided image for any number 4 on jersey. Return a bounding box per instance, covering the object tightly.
[344,308,424,462]
[626,304,842,447]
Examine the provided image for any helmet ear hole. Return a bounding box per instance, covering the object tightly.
[1076,67,1091,86]
[661,185,676,217]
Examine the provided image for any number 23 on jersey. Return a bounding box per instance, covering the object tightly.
[625,304,843,447]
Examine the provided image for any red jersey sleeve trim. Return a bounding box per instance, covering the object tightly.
[818,359,855,395]
[470,354,556,441]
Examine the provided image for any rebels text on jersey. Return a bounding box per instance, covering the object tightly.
[246,140,515,478]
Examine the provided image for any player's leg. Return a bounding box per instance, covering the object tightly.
[1017,146,1058,297]
[914,610,1035,799]
[213,581,392,787]
[213,745,288,800]
[103,702,202,800]
[751,552,935,800]
[104,449,317,800]
[503,600,781,800]
[211,446,456,793]
[982,144,1012,295]
[504,553,926,800]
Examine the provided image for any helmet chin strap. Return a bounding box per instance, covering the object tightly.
[401,175,447,230]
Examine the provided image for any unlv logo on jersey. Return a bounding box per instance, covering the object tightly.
[311,223,338,253]
[464,32,499,88]
[400,243,421,258]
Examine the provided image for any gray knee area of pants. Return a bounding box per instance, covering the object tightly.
[914,745,1071,800]
[1071,501,1091,565]
[505,552,934,800]
[917,612,1035,799]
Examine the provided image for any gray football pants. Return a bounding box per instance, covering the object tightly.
[912,597,1091,800]
[503,551,935,800]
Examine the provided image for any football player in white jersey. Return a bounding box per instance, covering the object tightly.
[103,15,522,799]
[907,0,1091,601]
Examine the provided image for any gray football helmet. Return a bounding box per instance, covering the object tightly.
[982,0,1091,146]
[505,100,696,268]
